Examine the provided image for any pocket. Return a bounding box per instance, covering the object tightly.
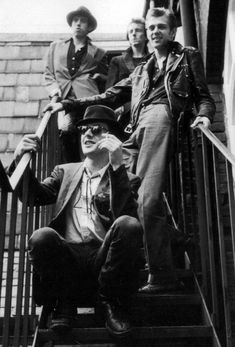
[171,69,190,98]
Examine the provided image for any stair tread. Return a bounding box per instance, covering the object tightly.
[72,293,201,308]
[38,325,213,342]
[134,293,200,304]
[140,268,194,277]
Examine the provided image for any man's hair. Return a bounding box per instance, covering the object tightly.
[126,17,147,40]
[146,7,177,30]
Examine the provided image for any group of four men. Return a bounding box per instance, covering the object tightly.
[13,5,215,338]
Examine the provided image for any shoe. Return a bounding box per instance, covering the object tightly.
[138,280,184,294]
[49,301,76,334]
[102,301,132,338]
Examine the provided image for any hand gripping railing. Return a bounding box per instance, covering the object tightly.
[1,111,54,191]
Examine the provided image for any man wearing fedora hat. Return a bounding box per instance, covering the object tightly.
[11,105,143,337]
[44,6,108,163]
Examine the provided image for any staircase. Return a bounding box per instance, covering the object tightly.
[33,269,219,347]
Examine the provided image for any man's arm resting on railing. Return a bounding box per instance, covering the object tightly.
[43,77,132,115]
[14,134,41,165]
[7,134,59,205]
[191,116,211,129]
[7,134,41,176]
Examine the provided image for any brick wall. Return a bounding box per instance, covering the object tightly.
[0,33,128,169]
[0,39,49,167]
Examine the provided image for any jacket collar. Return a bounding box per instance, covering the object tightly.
[143,53,156,74]
[166,41,185,72]
[64,36,92,44]
[54,163,84,218]
[122,47,149,72]
[143,41,185,73]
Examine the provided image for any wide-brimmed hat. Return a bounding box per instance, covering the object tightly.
[77,105,124,140]
[66,6,97,32]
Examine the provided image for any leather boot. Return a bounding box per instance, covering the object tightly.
[100,297,132,338]
[49,300,76,334]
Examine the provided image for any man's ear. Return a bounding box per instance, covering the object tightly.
[170,27,177,41]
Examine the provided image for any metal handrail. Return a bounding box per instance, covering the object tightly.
[193,124,235,347]
[198,124,235,167]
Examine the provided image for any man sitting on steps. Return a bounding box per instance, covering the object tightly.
[11,105,143,337]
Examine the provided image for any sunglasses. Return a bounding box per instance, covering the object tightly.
[77,125,109,135]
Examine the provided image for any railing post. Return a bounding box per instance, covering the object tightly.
[193,130,219,324]
[179,0,198,47]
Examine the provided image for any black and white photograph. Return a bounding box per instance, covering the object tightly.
[0,1,234,346]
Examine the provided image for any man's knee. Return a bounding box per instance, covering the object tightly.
[28,227,61,250]
[114,215,142,242]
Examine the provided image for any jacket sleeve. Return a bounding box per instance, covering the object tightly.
[105,57,120,89]
[43,41,61,99]
[93,50,109,92]
[110,165,140,219]
[187,48,216,122]
[94,50,109,76]
[8,162,62,206]
[61,76,132,114]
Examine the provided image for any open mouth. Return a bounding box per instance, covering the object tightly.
[152,36,161,41]
[84,140,95,146]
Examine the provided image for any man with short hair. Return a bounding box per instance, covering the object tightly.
[106,17,148,88]
[106,17,149,135]
[45,7,216,294]
[12,105,143,337]
[44,6,108,162]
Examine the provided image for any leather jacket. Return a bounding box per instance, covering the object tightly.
[105,46,149,89]
[62,41,215,130]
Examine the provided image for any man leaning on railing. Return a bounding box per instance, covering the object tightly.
[43,6,108,163]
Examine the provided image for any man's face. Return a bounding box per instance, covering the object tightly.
[127,23,146,48]
[146,15,176,50]
[80,122,110,157]
[71,15,90,38]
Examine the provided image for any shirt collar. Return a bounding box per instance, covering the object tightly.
[83,160,109,179]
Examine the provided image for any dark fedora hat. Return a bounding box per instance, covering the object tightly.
[77,105,124,140]
[66,6,97,32]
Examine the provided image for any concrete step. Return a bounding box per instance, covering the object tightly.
[38,325,213,347]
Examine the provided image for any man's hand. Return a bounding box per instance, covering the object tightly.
[92,73,107,82]
[98,134,123,170]
[191,116,211,129]
[14,134,41,164]
[43,102,64,115]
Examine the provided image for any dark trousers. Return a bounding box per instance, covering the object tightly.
[58,111,83,163]
[28,215,143,306]
[123,104,176,282]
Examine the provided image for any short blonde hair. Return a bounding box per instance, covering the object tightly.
[146,7,177,30]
